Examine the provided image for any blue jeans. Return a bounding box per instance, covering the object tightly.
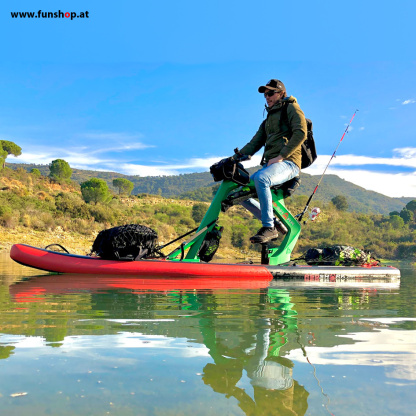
[241,161,299,228]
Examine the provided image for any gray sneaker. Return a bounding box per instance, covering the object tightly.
[250,227,278,244]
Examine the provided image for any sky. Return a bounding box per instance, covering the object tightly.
[1,0,416,198]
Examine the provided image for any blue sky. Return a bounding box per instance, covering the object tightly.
[1,0,416,197]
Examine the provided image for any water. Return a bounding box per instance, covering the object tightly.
[1,252,415,416]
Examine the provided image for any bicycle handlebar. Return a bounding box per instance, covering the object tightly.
[232,148,251,163]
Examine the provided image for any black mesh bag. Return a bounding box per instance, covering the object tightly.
[91,224,158,261]
[304,248,324,265]
[304,245,372,266]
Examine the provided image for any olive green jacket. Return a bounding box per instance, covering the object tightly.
[239,96,307,169]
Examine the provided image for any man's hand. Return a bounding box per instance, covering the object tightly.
[267,155,284,166]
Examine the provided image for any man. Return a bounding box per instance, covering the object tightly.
[236,79,307,243]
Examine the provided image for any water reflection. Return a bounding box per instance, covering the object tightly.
[1,262,415,416]
[199,289,309,415]
[6,276,309,414]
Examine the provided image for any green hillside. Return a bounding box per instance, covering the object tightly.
[8,162,413,215]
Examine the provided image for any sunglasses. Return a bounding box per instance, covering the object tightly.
[264,90,279,97]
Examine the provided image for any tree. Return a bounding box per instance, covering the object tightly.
[112,178,134,195]
[80,178,112,204]
[0,140,22,168]
[49,159,72,181]
[400,209,414,223]
[406,200,416,214]
[389,215,405,230]
[331,195,349,211]
[0,148,6,169]
[212,184,220,197]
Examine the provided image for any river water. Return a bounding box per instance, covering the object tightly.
[0,253,415,416]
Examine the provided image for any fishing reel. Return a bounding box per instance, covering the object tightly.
[309,207,321,221]
[297,207,321,225]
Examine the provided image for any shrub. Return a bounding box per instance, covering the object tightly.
[69,218,95,235]
[21,213,31,227]
[88,203,117,224]
[231,224,250,249]
[153,223,176,243]
[331,195,349,211]
[192,203,208,223]
[36,191,53,201]
[31,212,56,231]
[0,211,17,228]
[179,217,195,228]
[55,192,91,219]
[154,213,170,223]
[30,168,41,178]
[0,205,12,216]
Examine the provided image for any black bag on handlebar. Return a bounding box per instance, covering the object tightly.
[210,158,250,186]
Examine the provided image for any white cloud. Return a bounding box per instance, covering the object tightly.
[1,333,210,358]
[328,168,415,198]
[81,132,145,141]
[13,150,113,167]
[112,150,416,197]
[402,99,416,105]
[108,155,263,177]
[304,148,416,170]
[9,134,154,168]
[298,148,416,197]
[110,163,181,176]
[78,132,154,154]
[8,140,416,198]
[394,147,416,159]
[285,329,416,381]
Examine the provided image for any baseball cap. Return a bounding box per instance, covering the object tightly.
[258,79,286,93]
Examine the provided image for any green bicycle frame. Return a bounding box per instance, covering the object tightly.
[167,179,301,265]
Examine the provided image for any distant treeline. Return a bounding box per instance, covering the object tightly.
[8,162,414,215]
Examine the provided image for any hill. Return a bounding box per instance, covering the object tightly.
[8,162,413,215]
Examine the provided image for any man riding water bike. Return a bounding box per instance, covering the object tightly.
[235,79,307,244]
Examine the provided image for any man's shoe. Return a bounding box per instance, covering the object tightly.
[250,227,278,244]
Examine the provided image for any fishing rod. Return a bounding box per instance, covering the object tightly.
[296,109,359,223]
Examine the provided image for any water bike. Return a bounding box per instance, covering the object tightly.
[10,154,401,282]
